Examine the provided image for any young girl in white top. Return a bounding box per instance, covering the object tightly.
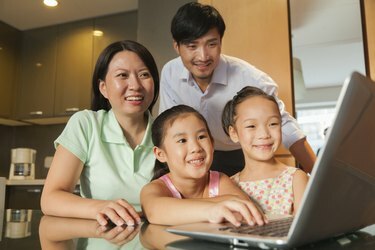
[141,105,267,226]
[222,86,309,215]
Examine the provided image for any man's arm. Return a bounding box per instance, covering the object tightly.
[289,137,316,173]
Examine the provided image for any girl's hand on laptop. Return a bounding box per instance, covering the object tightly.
[207,199,267,227]
[95,199,141,227]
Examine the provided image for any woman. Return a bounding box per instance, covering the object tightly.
[41,40,159,227]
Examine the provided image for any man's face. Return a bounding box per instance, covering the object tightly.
[174,28,222,91]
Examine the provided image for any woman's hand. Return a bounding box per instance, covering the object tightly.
[207,199,267,227]
[95,224,140,246]
[96,199,141,226]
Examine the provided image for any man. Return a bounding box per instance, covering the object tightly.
[159,2,316,176]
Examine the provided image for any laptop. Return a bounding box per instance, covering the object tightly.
[167,71,375,249]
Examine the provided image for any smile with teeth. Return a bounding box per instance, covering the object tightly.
[188,158,205,165]
[194,61,211,67]
[125,96,143,101]
[254,144,273,150]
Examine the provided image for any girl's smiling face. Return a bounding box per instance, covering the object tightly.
[229,96,282,162]
[154,113,214,180]
[99,50,154,117]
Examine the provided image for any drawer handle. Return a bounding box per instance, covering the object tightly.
[65,107,79,113]
[29,111,43,116]
[26,188,41,193]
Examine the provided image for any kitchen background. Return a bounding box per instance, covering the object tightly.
[0,0,370,179]
[0,0,191,179]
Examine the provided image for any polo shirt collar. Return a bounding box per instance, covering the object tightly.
[179,55,228,86]
[101,109,154,148]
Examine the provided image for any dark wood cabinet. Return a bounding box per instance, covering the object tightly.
[5,184,80,210]
[16,26,58,119]
[5,185,43,209]
[1,12,137,124]
[0,22,21,118]
[92,11,138,65]
[54,20,94,117]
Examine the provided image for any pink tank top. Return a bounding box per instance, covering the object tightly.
[159,171,220,198]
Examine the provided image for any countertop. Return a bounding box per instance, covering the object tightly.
[5,179,45,186]
[0,209,374,250]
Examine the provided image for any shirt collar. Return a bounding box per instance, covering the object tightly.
[101,109,154,148]
[179,55,228,86]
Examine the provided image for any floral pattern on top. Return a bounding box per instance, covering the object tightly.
[231,167,297,215]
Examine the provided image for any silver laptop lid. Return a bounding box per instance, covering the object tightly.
[287,71,375,246]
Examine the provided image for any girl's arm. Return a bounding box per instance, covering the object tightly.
[292,169,309,214]
[41,145,140,226]
[140,180,264,226]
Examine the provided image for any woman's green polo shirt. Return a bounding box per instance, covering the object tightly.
[54,109,155,211]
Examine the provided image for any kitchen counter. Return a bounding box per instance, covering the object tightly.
[6,179,45,186]
[0,209,374,250]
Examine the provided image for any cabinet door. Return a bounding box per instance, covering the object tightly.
[0,22,21,118]
[54,20,93,116]
[92,12,137,64]
[16,27,58,119]
[5,185,43,209]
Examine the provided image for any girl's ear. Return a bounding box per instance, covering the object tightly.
[228,126,239,143]
[99,80,108,99]
[153,146,167,163]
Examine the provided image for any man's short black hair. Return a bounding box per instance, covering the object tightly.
[171,2,226,45]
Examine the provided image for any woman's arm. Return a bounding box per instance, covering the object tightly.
[41,145,140,226]
[39,215,139,249]
[292,169,309,215]
[140,180,264,226]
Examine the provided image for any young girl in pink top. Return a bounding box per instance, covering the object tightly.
[141,105,267,226]
[222,87,309,215]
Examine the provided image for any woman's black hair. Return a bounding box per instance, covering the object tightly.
[151,105,213,180]
[91,40,159,112]
[221,86,280,136]
[171,2,226,44]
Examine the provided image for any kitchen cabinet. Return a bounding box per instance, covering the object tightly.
[5,185,43,209]
[92,11,137,64]
[16,20,93,120]
[5,183,80,210]
[15,26,58,119]
[12,12,137,123]
[0,21,21,118]
[54,20,93,117]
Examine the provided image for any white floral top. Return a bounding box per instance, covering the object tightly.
[231,167,297,215]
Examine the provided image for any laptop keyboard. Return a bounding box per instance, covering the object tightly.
[218,216,293,237]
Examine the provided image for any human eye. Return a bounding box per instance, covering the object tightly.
[139,70,151,79]
[245,124,256,129]
[198,133,208,140]
[117,72,129,79]
[269,118,281,127]
[185,43,197,50]
[208,41,218,48]
[176,138,187,143]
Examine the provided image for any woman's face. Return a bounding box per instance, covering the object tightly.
[154,114,214,180]
[99,50,154,117]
